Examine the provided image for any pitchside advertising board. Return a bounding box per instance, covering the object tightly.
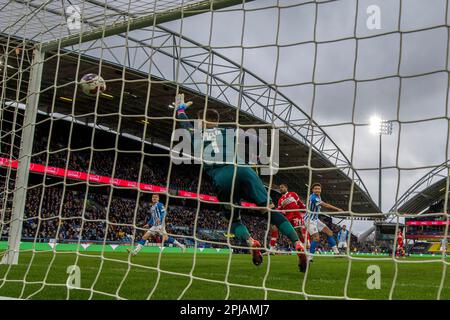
[406,221,450,226]
[405,219,450,240]
[0,157,259,207]
[0,241,231,254]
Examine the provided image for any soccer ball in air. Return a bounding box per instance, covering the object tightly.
[79,73,106,96]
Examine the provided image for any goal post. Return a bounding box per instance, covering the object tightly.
[1,47,44,265]
[1,0,256,266]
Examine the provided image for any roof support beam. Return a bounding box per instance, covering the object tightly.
[40,0,256,52]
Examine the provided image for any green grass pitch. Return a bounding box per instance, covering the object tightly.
[0,251,449,300]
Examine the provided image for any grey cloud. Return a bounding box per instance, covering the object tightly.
[162,0,449,231]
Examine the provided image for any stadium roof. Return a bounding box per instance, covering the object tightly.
[391,161,450,215]
[0,0,250,45]
[0,1,382,218]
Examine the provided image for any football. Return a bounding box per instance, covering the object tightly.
[79,73,106,96]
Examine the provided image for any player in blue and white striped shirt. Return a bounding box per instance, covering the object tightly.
[306,183,343,261]
[128,194,185,256]
[337,225,350,252]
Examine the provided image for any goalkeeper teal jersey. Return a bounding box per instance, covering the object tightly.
[175,110,270,208]
[176,112,239,173]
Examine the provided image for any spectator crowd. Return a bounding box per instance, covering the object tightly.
[0,182,354,251]
[0,118,356,252]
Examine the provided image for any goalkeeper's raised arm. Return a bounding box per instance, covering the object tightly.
[175,93,194,130]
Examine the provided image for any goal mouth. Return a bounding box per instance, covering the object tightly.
[0,0,449,301]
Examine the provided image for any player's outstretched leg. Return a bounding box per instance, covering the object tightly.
[321,225,339,255]
[229,166,306,271]
[165,236,186,252]
[211,168,263,266]
[309,238,318,263]
[128,238,148,256]
[230,220,263,266]
[270,211,307,272]
[327,235,339,254]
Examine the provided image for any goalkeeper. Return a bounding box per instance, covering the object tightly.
[174,94,307,272]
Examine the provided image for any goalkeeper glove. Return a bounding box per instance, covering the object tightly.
[174,93,192,114]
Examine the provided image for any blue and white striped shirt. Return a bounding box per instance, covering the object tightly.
[148,202,167,227]
[338,229,349,242]
[306,193,321,222]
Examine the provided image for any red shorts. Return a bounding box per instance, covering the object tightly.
[285,212,302,227]
[285,213,309,243]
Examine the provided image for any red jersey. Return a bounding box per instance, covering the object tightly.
[397,232,404,247]
[277,192,306,220]
[277,192,310,245]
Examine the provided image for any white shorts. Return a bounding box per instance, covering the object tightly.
[148,225,166,235]
[305,219,327,235]
[440,246,447,252]
[338,241,347,249]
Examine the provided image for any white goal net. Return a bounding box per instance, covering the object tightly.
[0,0,449,300]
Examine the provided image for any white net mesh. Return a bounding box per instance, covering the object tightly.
[0,0,449,300]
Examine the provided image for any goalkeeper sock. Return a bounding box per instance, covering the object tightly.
[271,212,299,243]
[310,240,318,254]
[230,222,250,241]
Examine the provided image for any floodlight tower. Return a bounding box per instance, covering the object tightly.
[370,116,393,211]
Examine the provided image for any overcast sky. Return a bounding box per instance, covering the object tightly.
[3,0,448,234]
[158,0,449,233]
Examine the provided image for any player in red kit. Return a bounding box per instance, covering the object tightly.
[269,183,310,253]
[396,229,405,257]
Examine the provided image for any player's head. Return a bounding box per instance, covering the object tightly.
[279,183,288,194]
[151,194,159,204]
[342,224,347,230]
[197,108,219,129]
[311,183,321,195]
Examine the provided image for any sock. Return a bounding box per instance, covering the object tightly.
[270,229,278,248]
[166,237,184,248]
[310,240,318,254]
[327,236,336,248]
[166,236,184,248]
[134,244,142,254]
[327,236,339,253]
[134,239,147,254]
[230,221,251,241]
[172,239,184,248]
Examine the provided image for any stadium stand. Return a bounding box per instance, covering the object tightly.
[1,116,360,253]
